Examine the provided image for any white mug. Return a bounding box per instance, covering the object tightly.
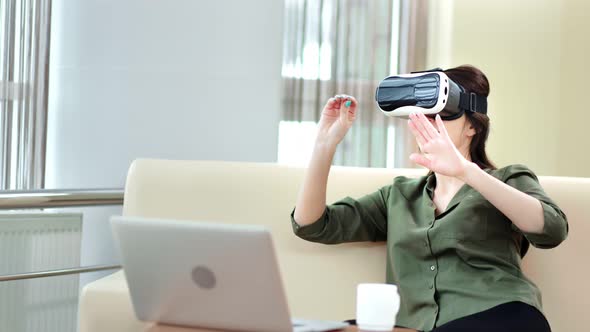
[356,283,400,331]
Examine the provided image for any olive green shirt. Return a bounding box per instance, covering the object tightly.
[291,164,568,332]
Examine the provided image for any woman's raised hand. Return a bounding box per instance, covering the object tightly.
[294,95,358,226]
[316,95,358,147]
[407,112,471,178]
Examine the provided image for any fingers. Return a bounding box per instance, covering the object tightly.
[410,113,439,141]
[343,95,358,109]
[332,94,357,106]
[325,95,347,108]
[420,113,441,139]
[326,97,338,108]
[322,97,340,117]
[409,113,432,141]
[339,95,350,124]
[435,114,450,138]
[333,94,357,124]
[408,118,428,147]
[325,96,344,110]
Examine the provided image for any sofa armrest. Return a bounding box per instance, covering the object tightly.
[79,271,148,332]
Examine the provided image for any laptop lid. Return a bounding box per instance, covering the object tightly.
[110,215,294,332]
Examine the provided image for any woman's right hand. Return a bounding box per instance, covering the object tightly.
[316,95,358,147]
[294,95,357,226]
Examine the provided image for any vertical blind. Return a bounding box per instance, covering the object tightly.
[281,0,429,168]
[0,0,51,190]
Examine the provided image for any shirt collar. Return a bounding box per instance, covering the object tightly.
[425,167,494,200]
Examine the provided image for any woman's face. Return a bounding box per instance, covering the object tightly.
[423,114,476,158]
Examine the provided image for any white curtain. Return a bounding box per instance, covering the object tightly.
[281,0,429,168]
[0,0,51,189]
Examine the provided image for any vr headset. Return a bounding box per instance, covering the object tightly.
[375,68,487,120]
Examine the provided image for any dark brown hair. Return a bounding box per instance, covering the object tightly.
[444,65,496,171]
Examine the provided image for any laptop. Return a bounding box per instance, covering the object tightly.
[110,215,350,332]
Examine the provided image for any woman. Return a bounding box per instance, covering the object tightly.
[290,65,568,332]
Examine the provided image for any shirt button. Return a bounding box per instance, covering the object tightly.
[429,284,434,289]
[430,265,436,271]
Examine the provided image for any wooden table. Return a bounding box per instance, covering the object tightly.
[144,324,418,332]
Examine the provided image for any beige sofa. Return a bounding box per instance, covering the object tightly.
[79,159,590,332]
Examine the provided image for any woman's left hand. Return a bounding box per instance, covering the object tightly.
[407,112,471,178]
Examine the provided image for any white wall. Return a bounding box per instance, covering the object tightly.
[450,0,562,176]
[559,0,590,177]
[46,0,284,287]
[428,0,589,178]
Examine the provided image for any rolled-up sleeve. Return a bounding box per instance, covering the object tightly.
[505,164,569,249]
[290,185,390,244]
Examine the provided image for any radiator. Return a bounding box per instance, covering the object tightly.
[0,213,82,332]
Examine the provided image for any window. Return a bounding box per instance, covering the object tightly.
[278,0,401,168]
[0,0,51,190]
